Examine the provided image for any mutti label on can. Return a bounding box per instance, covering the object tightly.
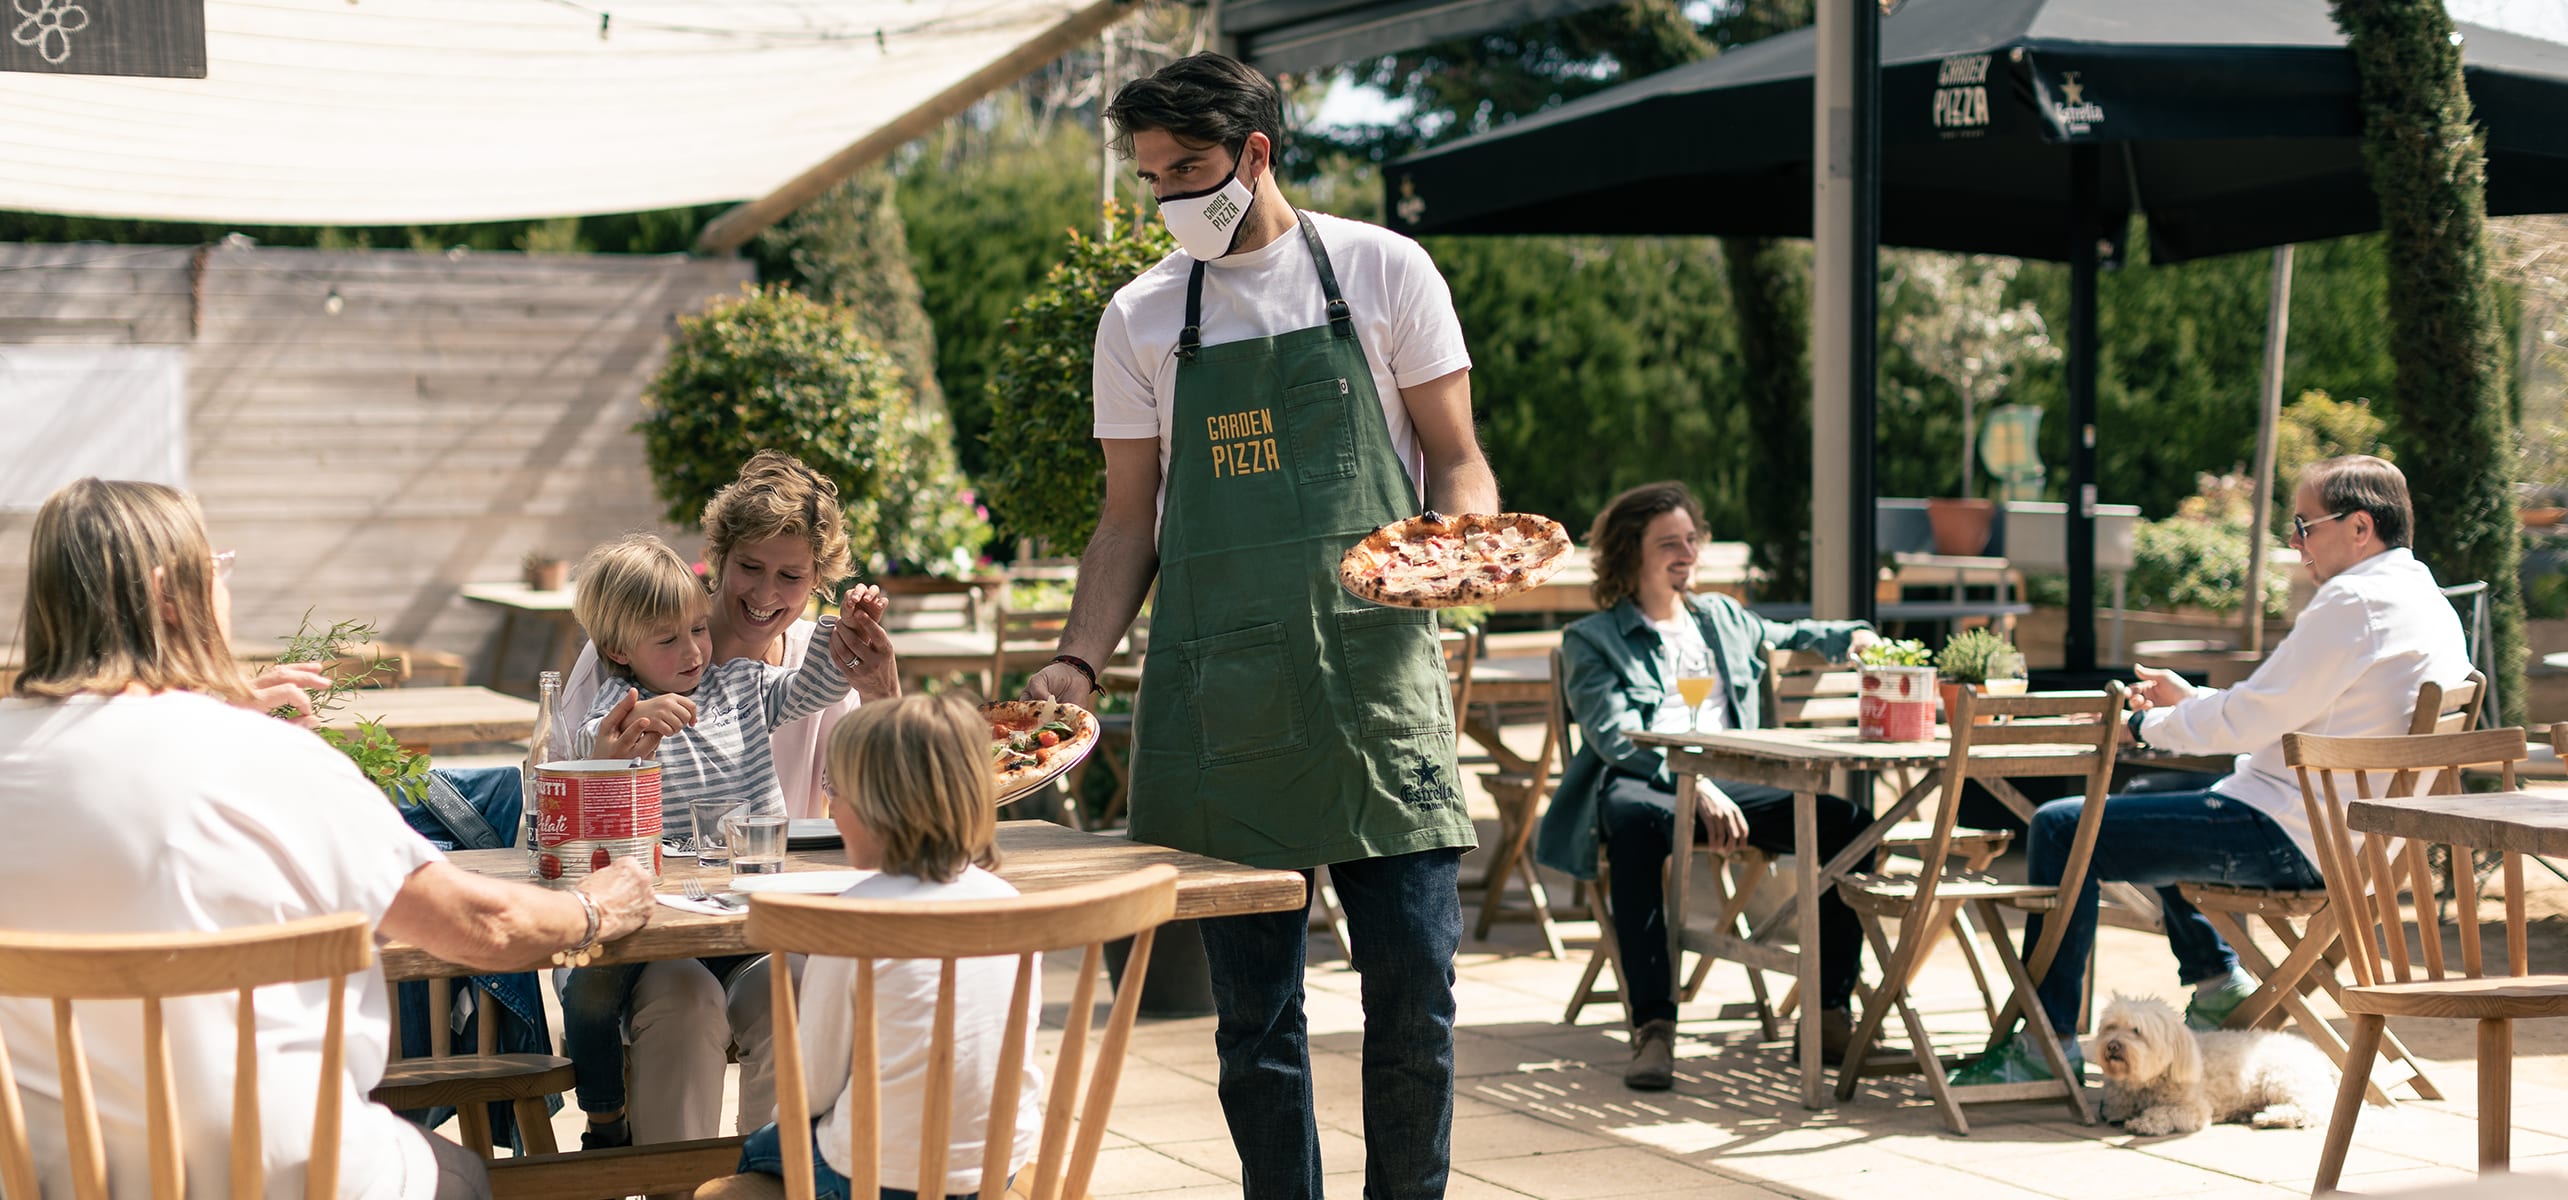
[533,759,664,885]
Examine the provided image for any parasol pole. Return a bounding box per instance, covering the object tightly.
[2243,245,2295,654]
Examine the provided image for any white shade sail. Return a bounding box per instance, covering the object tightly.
[0,0,1083,225]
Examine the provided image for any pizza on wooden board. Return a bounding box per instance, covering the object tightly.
[1338,512,1572,609]
[981,700,1100,802]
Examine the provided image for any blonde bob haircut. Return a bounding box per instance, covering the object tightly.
[701,451,853,591]
[13,478,251,704]
[574,534,711,683]
[825,693,998,883]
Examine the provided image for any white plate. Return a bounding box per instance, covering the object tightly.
[727,870,873,895]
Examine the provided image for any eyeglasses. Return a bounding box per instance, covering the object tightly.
[2291,511,2351,542]
[212,550,237,582]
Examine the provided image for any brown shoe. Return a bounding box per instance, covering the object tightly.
[1624,1019,1677,1090]
[1809,1006,1855,1066]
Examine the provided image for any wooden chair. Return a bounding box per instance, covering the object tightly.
[1462,636,1570,960]
[2173,671,2485,1106]
[693,865,1180,1200]
[374,975,575,1157]
[1763,648,2017,1025]
[2287,727,2564,1196]
[1832,684,2128,1134]
[989,606,1072,707]
[0,912,375,1199]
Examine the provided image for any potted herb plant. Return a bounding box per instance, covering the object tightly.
[1933,627,2024,724]
[1856,638,1937,741]
[274,614,431,803]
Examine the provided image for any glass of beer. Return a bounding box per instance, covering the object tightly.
[1982,649,2029,697]
[1675,675,1718,733]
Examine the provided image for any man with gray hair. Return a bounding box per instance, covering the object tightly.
[1952,454,2473,1086]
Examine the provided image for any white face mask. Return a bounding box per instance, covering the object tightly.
[1156,155,1257,261]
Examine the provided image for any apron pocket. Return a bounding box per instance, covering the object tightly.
[1181,622,1310,767]
[1337,607,1453,738]
[1283,377,1356,483]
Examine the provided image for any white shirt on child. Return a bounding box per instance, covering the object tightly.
[579,615,850,833]
[801,866,1044,1195]
[0,692,445,1199]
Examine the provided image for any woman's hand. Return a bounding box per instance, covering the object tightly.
[595,692,696,759]
[1692,780,1751,854]
[826,598,900,700]
[576,860,656,941]
[243,664,332,728]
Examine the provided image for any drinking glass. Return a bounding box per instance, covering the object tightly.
[1675,676,1718,733]
[726,813,790,877]
[1982,649,2029,697]
[691,800,742,870]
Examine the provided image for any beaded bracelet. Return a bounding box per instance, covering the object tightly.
[1050,653,1102,696]
[553,890,603,968]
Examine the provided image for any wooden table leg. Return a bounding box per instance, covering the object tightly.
[1796,785,1824,1109]
[1463,713,1534,777]
[1667,759,1697,1031]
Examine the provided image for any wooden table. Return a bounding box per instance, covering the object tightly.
[382,819,1307,981]
[1632,725,2095,1109]
[1465,655,1554,775]
[461,582,582,695]
[2346,790,2568,857]
[316,686,539,753]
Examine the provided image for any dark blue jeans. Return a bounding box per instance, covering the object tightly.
[560,954,757,1113]
[1598,772,1870,1026]
[737,1119,991,1200]
[2022,785,2324,1035]
[1196,847,1462,1200]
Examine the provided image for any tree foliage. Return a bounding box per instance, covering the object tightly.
[637,284,910,554]
[761,168,947,416]
[980,208,1175,551]
[2333,0,2523,721]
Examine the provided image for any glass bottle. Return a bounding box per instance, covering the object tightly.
[521,670,561,876]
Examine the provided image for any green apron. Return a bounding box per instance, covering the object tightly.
[1127,211,1475,870]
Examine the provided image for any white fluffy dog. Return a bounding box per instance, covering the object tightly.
[2088,994,2336,1136]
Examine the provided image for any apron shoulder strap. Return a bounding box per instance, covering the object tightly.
[1180,259,1207,361]
[1296,210,1355,339]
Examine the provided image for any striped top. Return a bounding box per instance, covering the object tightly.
[582,614,852,832]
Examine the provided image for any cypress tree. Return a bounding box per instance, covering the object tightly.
[2330,0,2523,721]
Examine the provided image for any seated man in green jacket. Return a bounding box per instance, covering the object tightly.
[1536,481,1877,1090]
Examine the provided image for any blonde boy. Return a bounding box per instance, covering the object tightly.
[734,694,1042,1196]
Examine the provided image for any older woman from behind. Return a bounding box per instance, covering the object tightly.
[0,478,655,1200]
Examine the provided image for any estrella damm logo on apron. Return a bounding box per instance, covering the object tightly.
[1206,406,1281,479]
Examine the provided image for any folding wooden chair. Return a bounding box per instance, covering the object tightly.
[2288,727,2568,1196]
[0,913,375,1198]
[1833,684,2128,1134]
[695,866,1180,1200]
[1469,637,1571,959]
[376,975,575,1156]
[2174,671,2484,1105]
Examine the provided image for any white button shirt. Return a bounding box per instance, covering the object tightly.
[2135,547,2472,864]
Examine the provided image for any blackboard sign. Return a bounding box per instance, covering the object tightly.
[4,0,206,79]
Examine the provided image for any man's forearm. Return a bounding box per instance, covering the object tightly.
[1427,456,1500,516]
[1059,519,1159,666]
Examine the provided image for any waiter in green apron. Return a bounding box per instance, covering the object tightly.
[1023,53,1498,1200]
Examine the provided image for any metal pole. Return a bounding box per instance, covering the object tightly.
[2243,245,2295,654]
[1811,0,1863,621]
[1850,0,1879,628]
[2066,144,2100,673]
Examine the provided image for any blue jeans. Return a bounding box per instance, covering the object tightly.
[560,954,757,1113]
[1598,772,1870,1026]
[737,1119,989,1200]
[2022,786,2324,1035]
[1196,847,1462,1200]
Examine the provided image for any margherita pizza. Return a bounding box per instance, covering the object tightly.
[981,700,1100,803]
[1338,512,1572,608]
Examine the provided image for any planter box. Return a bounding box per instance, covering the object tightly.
[2012,606,2295,672]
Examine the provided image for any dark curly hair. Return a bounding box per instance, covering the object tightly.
[1104,52,1284,161]
[1588,482,1705,611]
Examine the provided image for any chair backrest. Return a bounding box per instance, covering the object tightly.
[1761,648,1863,729]
[1928,686,2130,982]
[2410,670,2486,736]
[2284,727,2530,987]
[0,913,375,1200]
[749,865,1180,1200]
[992,604,1074,694]
[1439,630,1476,741]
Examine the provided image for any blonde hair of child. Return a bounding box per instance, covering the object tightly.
[573,534,710,683]
[826,694,998,882]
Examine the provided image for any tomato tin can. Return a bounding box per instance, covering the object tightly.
[532,759,664,885]
[1858,666,1938,742]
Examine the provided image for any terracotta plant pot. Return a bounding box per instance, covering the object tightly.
[524,559,568,592]
[1925,497,1998,557]
[1937,680,1997,726]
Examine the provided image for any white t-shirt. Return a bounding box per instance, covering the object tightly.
[565,618,862,821]
[1649,614,1729,735]
[801,867,1043,1195]
[1091,209,1473,522]
[0,691,445,1200]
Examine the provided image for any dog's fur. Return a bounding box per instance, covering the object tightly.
[2087,994,2335,1136]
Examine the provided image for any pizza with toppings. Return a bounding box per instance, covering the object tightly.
[1338,512,1572,608]
[981,700,1100,802]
